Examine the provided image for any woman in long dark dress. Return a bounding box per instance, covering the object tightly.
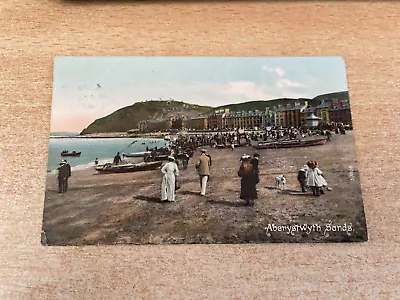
[238,154,258,206]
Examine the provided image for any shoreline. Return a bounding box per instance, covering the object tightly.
[50,135,166,139]
[43,131,368,245]
[50,129,270,139]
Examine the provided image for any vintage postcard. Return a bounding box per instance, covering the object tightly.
[42,56,368,245]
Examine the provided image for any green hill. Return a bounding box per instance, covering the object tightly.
[80,91,349,134]
[80,100,212,135]
[216,91,349,112]
[215,98,311,112]
[312,91,349,102]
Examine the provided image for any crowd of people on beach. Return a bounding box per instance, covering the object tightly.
[158,146,329,205]
[56,125,345,200]
[160,125,342,151]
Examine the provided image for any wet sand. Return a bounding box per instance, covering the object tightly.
[42,132,368,245]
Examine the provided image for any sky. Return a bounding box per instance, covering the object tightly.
[50,56,348,132]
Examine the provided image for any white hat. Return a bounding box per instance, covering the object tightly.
[168,155,175,161]
[300,165,309,171]
[241,154,251,160]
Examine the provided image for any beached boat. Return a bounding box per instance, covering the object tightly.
[232,142,243,148]
[122,151,151,158]
[61,150,81,157]
[95,161,163,173]
[216,143,243,149]
[147,155,169,161]
[253,137,327,149]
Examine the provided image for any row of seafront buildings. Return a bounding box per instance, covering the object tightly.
[138,98,351,133]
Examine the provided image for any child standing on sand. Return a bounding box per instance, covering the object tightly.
[306,161,327,196]
[297,164,309,192]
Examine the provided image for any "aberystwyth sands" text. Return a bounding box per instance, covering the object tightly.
[264,221,353,237]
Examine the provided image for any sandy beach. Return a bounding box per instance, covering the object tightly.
[42,131,367,245]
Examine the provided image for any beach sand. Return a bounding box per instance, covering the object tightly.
[42,132,368,245]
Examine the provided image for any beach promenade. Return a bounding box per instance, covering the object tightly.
[42,132,367,245]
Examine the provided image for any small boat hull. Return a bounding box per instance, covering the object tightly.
[61,151,81,157]
[95,161,163,173]
[254,138,327,149]
[216,143,243,149]
[153,155,169,161]
[122,151,151,158]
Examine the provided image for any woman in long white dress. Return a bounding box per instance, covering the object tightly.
[306,161,327,196]
[161,156,179,202]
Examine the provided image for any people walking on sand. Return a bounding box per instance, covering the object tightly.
[205,150,212,181]
[113,152,122,165]
[205,151,212,167]
[231,143,235,151]
[94,158,99,165]
[64,160,71,191]
[57,159,71,194]
[182,153,189,170]
[297,164,309,192]
[195,149,211,196]
[161,156,179,202]
[306,161,327,196]
[238,154,258,206]
[326,130,332,141]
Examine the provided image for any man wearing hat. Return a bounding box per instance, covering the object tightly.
[161,156,179,202]
[57,159,71,194]
[195,149,211,196]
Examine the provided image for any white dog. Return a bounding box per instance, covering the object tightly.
[275,175,286,190]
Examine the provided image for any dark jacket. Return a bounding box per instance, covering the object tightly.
[250,158,259,174]
[58,164,71,179]
[297,170,307,182]
[113,154,122,164]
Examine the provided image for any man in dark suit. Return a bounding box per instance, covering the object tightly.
[58,160,71,193]
[113,152,122,165]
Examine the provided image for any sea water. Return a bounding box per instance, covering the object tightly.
[47,135,168,172]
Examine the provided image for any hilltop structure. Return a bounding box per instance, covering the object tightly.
[79,91,351,135]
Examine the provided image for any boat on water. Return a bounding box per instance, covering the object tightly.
[95,161,163,173]
[61,150,81,157]
[122,151,152,158]
[253,137,327,149]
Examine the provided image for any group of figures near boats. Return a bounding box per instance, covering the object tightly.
[94,145,193,174]
[157,125,340,151]
[55,126,346,200]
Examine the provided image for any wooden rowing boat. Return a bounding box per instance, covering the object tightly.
[61,150,81,157]
[253,138,327,149]
[122,151,151,158]
[95,161,162,173]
